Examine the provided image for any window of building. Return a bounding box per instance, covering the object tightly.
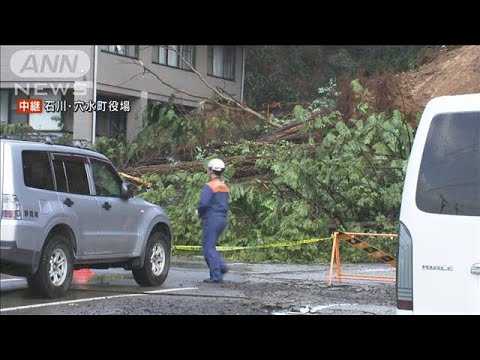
[22,151,55,191]
[0,89,63,131]
[29,91,62,131]
[9,91,29,125]
[416,111,480,216]
[95,96,127,138]
[152,45,195,70]
[207,46,235,81]
[0,89,9,123]
[100,45,139,58]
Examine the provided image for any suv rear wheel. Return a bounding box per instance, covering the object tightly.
[28,234,74,298]
[132,231,170,287]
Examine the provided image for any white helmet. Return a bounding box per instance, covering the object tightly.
[208,158,225,171]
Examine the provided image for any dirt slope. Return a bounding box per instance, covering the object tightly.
[398,45,480,114]
[338,45,480,121]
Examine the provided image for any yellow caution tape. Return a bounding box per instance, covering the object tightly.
[173,236,332,252]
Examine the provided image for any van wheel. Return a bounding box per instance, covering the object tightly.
[28,234,74,298]
[132,231,170,287]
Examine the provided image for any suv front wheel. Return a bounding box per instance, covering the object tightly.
[27,234,74,298]
[132,231,170,287]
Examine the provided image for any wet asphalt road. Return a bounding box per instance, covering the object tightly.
[0,257,396,315]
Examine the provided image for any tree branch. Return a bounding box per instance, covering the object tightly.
[131,60,210,101]
[116,46,282,129]
[167,46,282,128]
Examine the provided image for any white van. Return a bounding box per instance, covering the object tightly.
[397,93,480,314]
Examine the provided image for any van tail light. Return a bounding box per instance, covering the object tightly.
[397,221,413,310]
[2,194,22,220]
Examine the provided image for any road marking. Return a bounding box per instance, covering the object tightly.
[144,287,198,294]
[0,279,25,283]
[357,268,395,273]
[0,294,141,312]
[0,287,198,313]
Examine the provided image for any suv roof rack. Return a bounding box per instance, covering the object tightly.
[0,134,52,143]
[0,134,95,151]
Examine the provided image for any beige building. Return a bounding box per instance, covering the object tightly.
[0,45,245,141]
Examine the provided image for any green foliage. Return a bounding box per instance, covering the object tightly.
[1,97,412,264]
[292,105,310,123]
[0,123,35,136]
[92,103,199,168]
[93,102,259,168]
[136,104,414,263]
[245,45,441,108]
[308,77,340,113]
[138,171,208,245]
[51,133,73,145]
[93,136,136,168]
[350,79,364,94]
[143,102,201,147]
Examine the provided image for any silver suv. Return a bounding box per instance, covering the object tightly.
[0,139,172,298]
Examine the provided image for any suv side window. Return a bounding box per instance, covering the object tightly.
[416,111,480,216]
[22,151,54,191]
[61,157,90,195]
[90,159,122,197]
[53,159,68,193]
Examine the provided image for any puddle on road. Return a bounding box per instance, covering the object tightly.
[271,304,356,315]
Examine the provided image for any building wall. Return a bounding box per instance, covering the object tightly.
[97,46,243,107]
[1,45,244,141]
[126,91,148,140]
[0,45,95,141]
[0,45,95,83]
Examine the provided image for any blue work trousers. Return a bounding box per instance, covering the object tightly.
[201,216,227,281]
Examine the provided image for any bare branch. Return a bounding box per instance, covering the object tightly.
[113,55,209,101]
[117,72,144,86]
[168,46,230,99]
[215,86,281,128]
[167,46,282,128]
[113,45,281,128]
[131,60,210,101]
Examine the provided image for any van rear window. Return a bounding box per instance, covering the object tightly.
[416,111,480,216]
[22,151,54,191]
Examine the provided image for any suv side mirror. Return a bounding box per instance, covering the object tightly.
[120,182,135,199]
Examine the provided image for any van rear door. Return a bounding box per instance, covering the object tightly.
[401,98,480,314]
[0,141,4,219]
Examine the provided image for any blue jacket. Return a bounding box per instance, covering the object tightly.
[197,178,229,219]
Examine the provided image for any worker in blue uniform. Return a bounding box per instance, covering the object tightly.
[197,158,230,283]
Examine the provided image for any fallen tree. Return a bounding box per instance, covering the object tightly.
[122,155,257,177]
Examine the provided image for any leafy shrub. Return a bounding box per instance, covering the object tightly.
[135,104,413,263]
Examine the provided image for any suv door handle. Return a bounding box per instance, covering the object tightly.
[471,263,480,275]
[63,198,74,207]
[102,202,112,211]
